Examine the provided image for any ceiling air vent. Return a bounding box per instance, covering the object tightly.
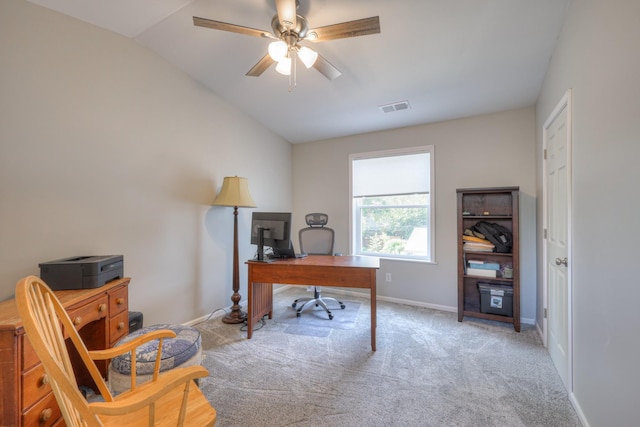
[378,100,411,113]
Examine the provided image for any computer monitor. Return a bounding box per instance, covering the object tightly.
[250,212,292,260]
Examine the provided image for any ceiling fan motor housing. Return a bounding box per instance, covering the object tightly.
[271,14,309,40]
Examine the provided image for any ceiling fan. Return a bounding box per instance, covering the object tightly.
[193,0,380,86]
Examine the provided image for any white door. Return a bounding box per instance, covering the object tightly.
[544,91,572,391]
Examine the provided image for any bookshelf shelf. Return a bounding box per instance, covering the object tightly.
[457,187,520,332]
[463,275,513,282]
[461,215,513,219]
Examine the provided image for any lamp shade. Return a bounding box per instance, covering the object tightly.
[275,56,292,76]
[297,46,318,68]
[268,40,288,62]
[213,176,256,208]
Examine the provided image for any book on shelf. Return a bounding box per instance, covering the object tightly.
[462,235,493,245]
[464,247,494,252]
[467,261,500,271]
[466,267,497,278]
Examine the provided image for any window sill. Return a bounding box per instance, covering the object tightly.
[375,256,437,265]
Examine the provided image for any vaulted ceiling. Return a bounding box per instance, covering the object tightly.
[27,0,569,143]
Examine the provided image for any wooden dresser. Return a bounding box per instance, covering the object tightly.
[0,277,130,427]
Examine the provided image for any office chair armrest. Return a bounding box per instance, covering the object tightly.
[88,365,209,416]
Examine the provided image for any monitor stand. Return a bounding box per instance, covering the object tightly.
[255,227,272,262]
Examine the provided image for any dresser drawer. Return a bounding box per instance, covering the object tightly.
[22,363,52,410]
[22,391,61,427]
[109,310,129,345]
[22,334,41,371]
[66,295,109,333]
[109,285,128,316]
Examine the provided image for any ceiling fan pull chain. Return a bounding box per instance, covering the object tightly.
[289,48,297,92]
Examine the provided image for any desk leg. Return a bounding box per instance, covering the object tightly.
[370,270,377,352]
[247,279,254,339]
[247,281,273,339]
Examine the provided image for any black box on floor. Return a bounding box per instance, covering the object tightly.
[478,283,513,317]
[128,311,143,333]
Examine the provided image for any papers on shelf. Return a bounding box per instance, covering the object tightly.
[463,241,495,252]
[467,261,500,270]
[462,235,492,244]
[466,267,497,277]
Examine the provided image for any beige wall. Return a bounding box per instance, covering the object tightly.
[536,1,640,425]
[293,107,537,321]
[0,1,292,325]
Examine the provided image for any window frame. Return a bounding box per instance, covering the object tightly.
[349,145,435,262]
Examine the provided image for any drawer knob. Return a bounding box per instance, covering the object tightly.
[40,408,53,422]
[74,316,82,326]
[116,297,125,305]
[99,303,107,312]
[40,373,49,387]
[118,321,125,330]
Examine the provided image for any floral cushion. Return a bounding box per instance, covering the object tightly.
[110,324,201,376]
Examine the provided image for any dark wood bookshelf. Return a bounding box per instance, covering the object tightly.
[457,187,520,331]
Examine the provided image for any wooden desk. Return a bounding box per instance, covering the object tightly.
[0,278,130,427]
[246,256,379,351]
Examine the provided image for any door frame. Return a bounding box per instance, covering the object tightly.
[542,88,573,392]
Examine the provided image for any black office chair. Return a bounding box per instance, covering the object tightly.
[292,213,345,320]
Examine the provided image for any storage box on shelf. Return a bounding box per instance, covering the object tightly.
[457,187,520,331]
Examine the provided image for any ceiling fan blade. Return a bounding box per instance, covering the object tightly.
[313,54,342,81]
[275,0,297,30]
[246,54,276,77]
[307,16,381,42]
[193,16,273,39]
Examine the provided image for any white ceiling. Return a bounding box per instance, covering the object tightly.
[27,0,569,143]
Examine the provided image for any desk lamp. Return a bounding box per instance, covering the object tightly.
[213,176,256,324]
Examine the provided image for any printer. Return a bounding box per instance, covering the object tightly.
[39,255,124,290]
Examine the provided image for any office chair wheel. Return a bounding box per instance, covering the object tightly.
[340,304,346,309]
[328,313,334,320]
[292,302,298,308]
[296,312,301,317]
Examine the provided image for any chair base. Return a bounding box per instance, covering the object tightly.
[292,287,345,320]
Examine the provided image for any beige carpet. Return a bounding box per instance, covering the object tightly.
[195,287,580,427]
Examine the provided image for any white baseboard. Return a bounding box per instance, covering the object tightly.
[377,294,457,313]
[536,322,544,341]
[186,286,292,326]
[570,393,589,427]
[520,317,536,326]
[279,285,536,325]
[187,285,535,326]
[185,308,228,326]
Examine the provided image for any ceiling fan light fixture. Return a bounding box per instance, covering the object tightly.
[268,40,288,61]
[194,4,381,85]
[297,46,318,68]
[276,56,292,75]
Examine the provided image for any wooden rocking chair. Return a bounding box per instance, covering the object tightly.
[15,276,217,427]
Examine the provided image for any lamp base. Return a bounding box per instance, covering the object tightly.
[222,309,247,324]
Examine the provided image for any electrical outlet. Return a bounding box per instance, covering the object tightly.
[385,273,391,282]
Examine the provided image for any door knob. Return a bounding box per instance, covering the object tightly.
[555,257,568,267]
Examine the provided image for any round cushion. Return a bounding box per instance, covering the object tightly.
[108,324,202,395]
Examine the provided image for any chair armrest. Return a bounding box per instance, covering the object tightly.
[88,365,209,416]
[88,329,177,360]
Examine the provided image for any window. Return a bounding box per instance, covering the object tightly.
[350,146,434,261]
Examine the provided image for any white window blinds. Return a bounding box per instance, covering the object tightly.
[352,152,430,198]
